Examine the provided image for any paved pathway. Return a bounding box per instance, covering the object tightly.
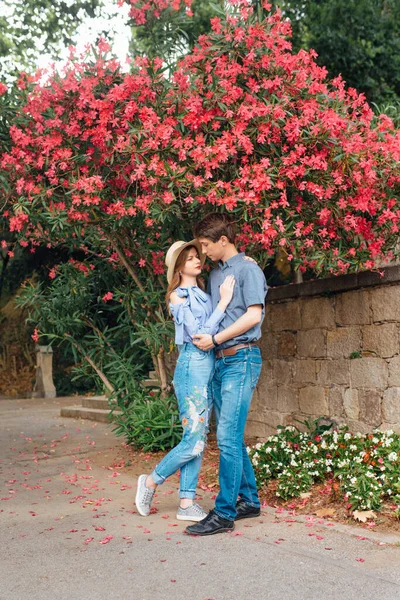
[1,396,400,600]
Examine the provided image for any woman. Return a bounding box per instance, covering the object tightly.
[135,239,235,521]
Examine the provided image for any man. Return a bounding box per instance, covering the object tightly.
[186,212,267,536]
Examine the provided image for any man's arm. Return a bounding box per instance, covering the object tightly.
[193,305,263,351]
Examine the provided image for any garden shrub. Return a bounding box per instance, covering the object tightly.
[111,387,183,452]
[248,425,400,511]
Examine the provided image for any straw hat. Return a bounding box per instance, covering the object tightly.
[165,240,206,284]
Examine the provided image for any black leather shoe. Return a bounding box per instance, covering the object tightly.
[235,499,261,521]
[185,510,235,536]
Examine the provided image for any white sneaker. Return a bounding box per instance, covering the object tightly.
[135,474,156,516]
[176,503,208,522]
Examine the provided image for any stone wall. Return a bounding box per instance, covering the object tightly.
[247,265,400,439]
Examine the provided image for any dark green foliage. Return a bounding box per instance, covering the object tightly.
[129,0,225,67]
[52,345,99,396]
[111,388,183,451]
[372,100,400,128]
[293,416,334,438]
[273,0,400,105]
[16,257,156,396]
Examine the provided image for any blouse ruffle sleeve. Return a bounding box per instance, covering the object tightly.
[169,288,199,345]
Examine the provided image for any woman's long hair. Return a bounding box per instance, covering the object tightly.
[165,245,205,308]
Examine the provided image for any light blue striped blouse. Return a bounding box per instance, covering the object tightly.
[169,286,225,346]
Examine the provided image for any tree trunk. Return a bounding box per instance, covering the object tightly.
[67,336,115,395]
[156,348,170,397]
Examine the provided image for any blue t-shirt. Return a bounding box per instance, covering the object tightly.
[207,253,268,350]
[169,286,225,345]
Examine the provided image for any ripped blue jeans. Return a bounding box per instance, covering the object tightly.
[151,343,215,499]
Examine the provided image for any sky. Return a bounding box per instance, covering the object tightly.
[37,0,132,70]
[0,0,132,79]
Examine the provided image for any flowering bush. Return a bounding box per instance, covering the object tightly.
[170,4,400,274]
[0,47,188,389]
[2,4,400,275]
[124,0,193,25]
[1,2,400,394]
[248,426,400,511]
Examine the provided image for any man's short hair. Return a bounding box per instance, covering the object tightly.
[193,212,236,243]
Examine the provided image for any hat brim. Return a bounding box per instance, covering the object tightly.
[167,239,206,284]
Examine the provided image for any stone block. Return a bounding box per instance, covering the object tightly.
[247,409,292,438]
[388,356,400,386]
[258,360,274,386]
[362,324,399,358]
[382,387,400,423]
[278,331,297,357]
[371,286,400,322]
[272,359,293,385]
[350,357,388,389]
[245,419,276,439]
[293,359,317,384]
[328,360,351,386]
[302,297,335,330]
[298,386,328,415]
[335,290,371,326]
[345,419,374,435]
[316,360,350,386]
[263,306,272,332]
[344,388,359,420]
[259,334,277,361]
[326,327,361,359]
[270,301,301,331]
[328,386,345,417]
[316,361,329,385]
[380,422,400,435]
[277,386,299,412]
[264,410,291,430]
[297,329,326,358]
[358,389,382,427]
[248,387,261,412]
[253,382,278,411]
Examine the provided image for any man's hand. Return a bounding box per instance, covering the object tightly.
[193,333,215,351]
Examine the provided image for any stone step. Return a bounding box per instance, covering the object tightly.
[82,396,114,410]
[60,406,121,423]
[142,379,161,388]
[149,371,158,379]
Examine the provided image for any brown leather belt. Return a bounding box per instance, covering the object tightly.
[215,343,258,359]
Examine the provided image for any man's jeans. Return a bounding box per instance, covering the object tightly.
[212,346,262,520]
[151,343,214,499]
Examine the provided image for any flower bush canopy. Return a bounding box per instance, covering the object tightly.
[123,0,193,25]
[2,2,400,282]
[173,6,400,274]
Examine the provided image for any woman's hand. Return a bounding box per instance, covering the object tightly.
[244,255,257,264]
[218,274,236,308]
